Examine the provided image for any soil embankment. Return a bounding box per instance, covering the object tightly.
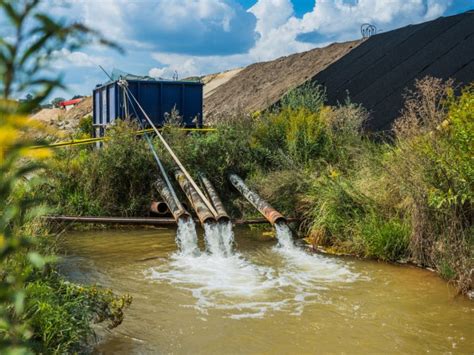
[203,40,361,122]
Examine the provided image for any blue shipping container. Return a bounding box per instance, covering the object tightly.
[93,79,203,134]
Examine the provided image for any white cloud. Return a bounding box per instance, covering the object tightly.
[45,0,454,96]
[250,0,294,34]
[147,0,452,79]
[251,0,452,61]
[149,52,248,79]
[54,0,257,55]
[52,49,110,69]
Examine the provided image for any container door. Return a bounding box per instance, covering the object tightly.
[137,82,160,125]
[94,90,101,125]
[108,85,116,123]
[162,83,182,124]
[101,88,107,124]
[183,85,203,127]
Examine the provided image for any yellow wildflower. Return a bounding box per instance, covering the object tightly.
[329,169,340,178]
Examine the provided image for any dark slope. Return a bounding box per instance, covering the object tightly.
[311,11,474,131]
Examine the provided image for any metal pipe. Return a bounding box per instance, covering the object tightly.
[122,84,219,217]
[200,175,230,223]
[42,215,300,226]
[150,200,170,215]
[229,173,286,225]
[153,177,190,222]
[175,169,216,225]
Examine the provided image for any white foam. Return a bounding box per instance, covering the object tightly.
[146,224,358,319]
[274,222,294,249]
[147,221,359,319]
[274,222,358,283]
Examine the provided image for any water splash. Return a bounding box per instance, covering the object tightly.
[203,222,223,256]
[274,222,294,249]
[203,221,235,257]
[147,220,359,319]
[176,218,200,256]
[219,221,234,256]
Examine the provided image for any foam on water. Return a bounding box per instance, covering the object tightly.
[274,222,357,282]
[146,221,359,318]
[274,222,294,249]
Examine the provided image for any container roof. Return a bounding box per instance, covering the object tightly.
[94,68,203,90]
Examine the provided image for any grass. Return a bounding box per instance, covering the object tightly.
[25,272,131,353]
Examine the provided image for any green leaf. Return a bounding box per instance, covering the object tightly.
[27,251,45,268]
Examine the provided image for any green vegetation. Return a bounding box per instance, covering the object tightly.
[1,1,130,353]
[38,76,473,294]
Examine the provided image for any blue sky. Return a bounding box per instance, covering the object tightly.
[29,0,473,100]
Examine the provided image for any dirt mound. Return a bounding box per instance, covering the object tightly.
[204,40,362,122]
[30,96,92,132]
[302,11,474,131]
[63,96,92,123]
[202,68,243,98]
[31,107,63,123]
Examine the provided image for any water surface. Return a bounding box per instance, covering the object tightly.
[60,227,473,354]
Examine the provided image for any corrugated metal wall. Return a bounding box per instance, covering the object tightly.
[93,80,203,135]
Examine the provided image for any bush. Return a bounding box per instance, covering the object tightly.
[280,81,326,113]
[40,120,156,216]
[387,78,473,292]
[25,273,131,353]
[77,115,93,138]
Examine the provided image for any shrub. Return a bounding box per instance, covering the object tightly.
[252,107,333,168]
[25,274,131,353]
[77,115,94,138]
[40,120,156,216]
[280,81,326,113]
[387,78,473,292]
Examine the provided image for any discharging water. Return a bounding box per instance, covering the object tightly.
[60,227,473,354]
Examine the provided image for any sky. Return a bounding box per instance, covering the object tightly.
[26,0,474,99]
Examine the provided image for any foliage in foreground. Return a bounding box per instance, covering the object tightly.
[0,104,132,354]
[1,1,130,353]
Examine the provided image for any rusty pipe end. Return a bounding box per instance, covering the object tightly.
[216,214,230,224]
[172,208,191,223]
[263,208,286,226]
[201,215,217,225]
[150,201,170,215]
[273,216,287,226]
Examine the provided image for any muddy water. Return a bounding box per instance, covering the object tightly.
[60,227,473,354]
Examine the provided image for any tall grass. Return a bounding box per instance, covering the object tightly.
[387,78,473,292]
